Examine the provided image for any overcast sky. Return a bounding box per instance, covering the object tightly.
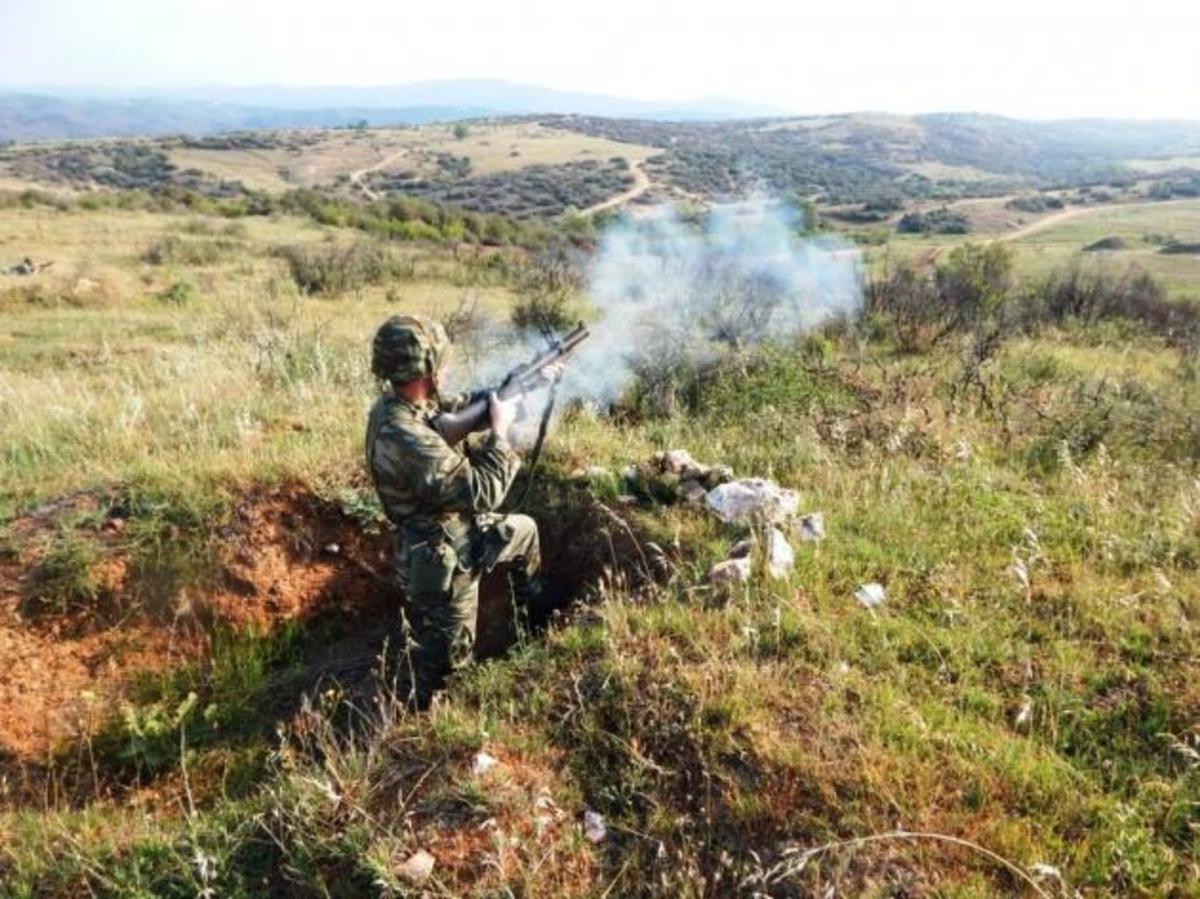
[3,0,1198,119]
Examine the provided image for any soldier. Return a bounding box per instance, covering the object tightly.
[365,314,556,707]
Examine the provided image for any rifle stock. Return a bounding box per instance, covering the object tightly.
[433,323,590,445]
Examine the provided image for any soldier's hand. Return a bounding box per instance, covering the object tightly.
[537,361,566,386]
[488,391,518,443]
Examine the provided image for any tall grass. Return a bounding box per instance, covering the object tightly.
[3,219,1200,896]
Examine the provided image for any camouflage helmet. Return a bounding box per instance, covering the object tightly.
[371,314,450,382]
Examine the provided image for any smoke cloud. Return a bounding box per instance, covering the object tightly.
[449,197,863,420]
[560,197,863,406]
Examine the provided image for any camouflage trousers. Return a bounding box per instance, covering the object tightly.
[395,513,541,704]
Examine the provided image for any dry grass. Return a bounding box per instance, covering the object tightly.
[2,201,1200,897]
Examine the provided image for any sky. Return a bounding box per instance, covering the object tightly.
[3,0,1198,119]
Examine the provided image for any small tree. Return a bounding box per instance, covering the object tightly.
[452,123,470,141]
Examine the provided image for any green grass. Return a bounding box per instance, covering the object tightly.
[3,199,1200,896]
[871,198,1200,299]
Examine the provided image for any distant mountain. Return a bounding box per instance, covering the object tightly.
[0,80,783,141]
[0,93,491,141]
[163,80,783,120]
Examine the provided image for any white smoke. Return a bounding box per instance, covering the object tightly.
[449,197,863,419]
[559,197,863,406]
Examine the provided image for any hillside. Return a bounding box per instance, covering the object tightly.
[1,164,1199,895]
[4,112,1200,229]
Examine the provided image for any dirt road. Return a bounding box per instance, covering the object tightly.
[581,159,652,216]
[1000,197,1198,242]
[349,149,409,201]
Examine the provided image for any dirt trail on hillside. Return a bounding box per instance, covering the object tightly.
[581,159,652,215]
[1000,197,1198,242]
[349,149,410,201]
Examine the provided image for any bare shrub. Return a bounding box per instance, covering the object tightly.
[275,241,412,296]
[142,234,239,266]
[866,243,1014,351]
[510,252,583,336]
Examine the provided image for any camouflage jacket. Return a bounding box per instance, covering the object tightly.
[365,390,521,545]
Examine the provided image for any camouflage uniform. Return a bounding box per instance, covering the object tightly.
[365,315,542,703]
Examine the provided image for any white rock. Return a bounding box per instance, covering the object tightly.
[1029,863,1062,882]
[472,751,499,775]
[797,513,825,542]
[583,809,607,844]
[706,478,800,525]
[954,439,972,462]
[398,849,435,885]
[660,448,699,475]
[708,556,752,585]
[767,528,795,579]
[854,582,886,609]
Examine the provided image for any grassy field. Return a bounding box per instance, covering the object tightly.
[1,193,1200,897]
[159,122,660,192]
[870,198,1200,298]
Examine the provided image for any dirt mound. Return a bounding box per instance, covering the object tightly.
[1159,240,1200,255]
[1082,235,1127,251]
[0,483,638,763]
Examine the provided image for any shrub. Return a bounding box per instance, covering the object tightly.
[896,207,970,234]
[866,242,1013,350]
[1027,264,1200,340]
[155,279,196,305]
[274,241,412,296]
[1083,236,1127,252]
[142,235,238,266]
[1159,241,1200,255]
[510,252,583,336]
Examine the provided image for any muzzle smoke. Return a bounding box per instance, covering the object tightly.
[450,197,862,420]
[561,197,862,405]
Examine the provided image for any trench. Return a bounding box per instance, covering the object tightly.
[0,478,655,801]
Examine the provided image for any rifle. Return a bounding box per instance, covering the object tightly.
[433,322,590,445]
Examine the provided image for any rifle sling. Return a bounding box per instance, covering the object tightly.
[509,376,559,511]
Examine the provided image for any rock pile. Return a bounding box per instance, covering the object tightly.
[621,449,734,505]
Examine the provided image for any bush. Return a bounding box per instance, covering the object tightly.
[866,242,1013,350]
[509,252,584,336]
[896,207,970,234]
[142,234,239,266]
[1006,194,1065,213]
[1027,264,1200,339]
[155,279,196,305]
[274,241,412,296]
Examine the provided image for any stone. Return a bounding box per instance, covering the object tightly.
[727,538,754,559]
[398,850,435,885]
[709,556,752,585]
[706,478,800,525]
[701,464,735,490]
[583,809,607,844]
[472,751,499,775]
[678,479,708,505]
[854,583,886,609]
[659,449,699,475]
[796,513,825,543]
[766,528,795,579]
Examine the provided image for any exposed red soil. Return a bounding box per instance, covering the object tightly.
[414,744,597,894]
[0,486,391,761]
